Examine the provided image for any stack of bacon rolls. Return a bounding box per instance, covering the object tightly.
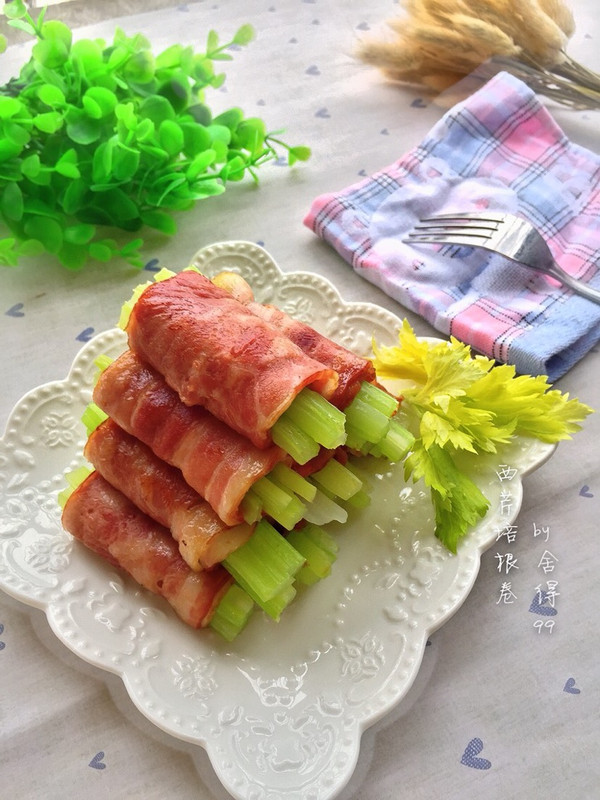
[60,267,413,640]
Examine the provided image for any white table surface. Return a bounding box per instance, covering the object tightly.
[1,2,599,799]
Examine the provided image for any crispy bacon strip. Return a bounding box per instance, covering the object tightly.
[61,471,232,628]
[126,270,339,448]
[212,271,376,408]
[93,350,287,526]
[84,419,254,570]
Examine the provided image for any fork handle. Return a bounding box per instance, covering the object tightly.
[547,263,600,306]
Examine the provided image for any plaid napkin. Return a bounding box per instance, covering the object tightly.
[304,71,600,381]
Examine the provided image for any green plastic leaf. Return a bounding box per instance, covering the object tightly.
[88,242,113,262]
[214,108,244,131]
[0,182,24,222]
[41,20,73,48]
[155,43,184,71]
[232,24,255,46]
[63,223,96,245]
[159,119,184,156]
[135,117,155,142]
[288,145,312,163]
[37,84,66,108]
[0,34,7,55]
[23,215,63,253]
[180,121,212,157]
[112,144,140,181]
[92,140,114,184]
[0,97,23,120]
[7,19,36,36]
[140,208,177,235]
[62,179,88,215]
[3,0,28,20]
[139,94,175,125]
[0,138,21,162]
[55,148,81,179]
[33,111,64,134]
[66,109,101,144]
[82,95,103,120]
[84,86,118,117]
[186,149,216,179]
[20,154,41,179]
[57,241,88,270]
[157,75,190,114]
[4,121,30,148]
[123,50,155,84]
[206,30,220,54]
[32,38,70,70]
[102,188,140,220]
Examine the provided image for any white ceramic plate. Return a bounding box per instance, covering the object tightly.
[0,241,555,800]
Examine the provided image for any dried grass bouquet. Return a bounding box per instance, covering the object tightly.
[356,0,600,110]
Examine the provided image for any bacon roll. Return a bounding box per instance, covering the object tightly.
[126,270,339,448]
[93,350,287,526]
[84,419,254,570]
[61,471,232,628]
[211,271,376,409]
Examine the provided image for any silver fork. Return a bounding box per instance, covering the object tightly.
[405,211,600,306]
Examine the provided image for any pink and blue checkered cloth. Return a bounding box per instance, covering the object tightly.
[304,71,600,381]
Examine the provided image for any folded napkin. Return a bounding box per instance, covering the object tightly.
[304,71,600,381]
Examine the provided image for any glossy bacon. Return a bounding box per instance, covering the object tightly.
[61,471,232,628]
[126,271,339,448]
[84,419,254,570]
[93,350,287,526]
[212,270,376,409]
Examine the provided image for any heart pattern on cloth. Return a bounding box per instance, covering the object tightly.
[460,738,492,770]
[6,303,25,317]
[563,678,581,694]
[528,592,558,616]
[89,752,106,770]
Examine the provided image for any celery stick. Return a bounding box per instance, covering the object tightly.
[117,279,151,329]
[311,459,363,500]
[58,465,92,509]
[81,403,108,436]
[288,524,338,584]
[303,488,348,525]
[271,415,320,465]
[354,381,399,417]
[344,429,367,452]
[240,489,263,524]
[94,354,114,373]
[344,488,371,509]
[153,267,176,281]
[251,476,306,530]
[344,396,390,443]
[209,583,254,641]
[223,520,305,602]
[280,388,346,450]
[232,577,297,620]
[270,463,317,502]
[376,418,415,462]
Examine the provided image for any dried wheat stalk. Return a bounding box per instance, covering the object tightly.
[356,0,600,110]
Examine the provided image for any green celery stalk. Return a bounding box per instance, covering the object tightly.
[251,476,306,530]
[271,415,320,464]
[81,403,108,436]
[280,388,346,450]
[58,465,93,508]
[354,381,399,417]
[209,583,254,641]
[270,463,317,502]
[344,396,390,443]
[311,458,363,500]
[223,519,305,602]
[287,524,339,584]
